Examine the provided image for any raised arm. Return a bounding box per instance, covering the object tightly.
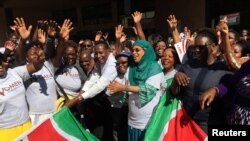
[95,30,103,42]
[52,19,74,67]
[132,11,146,40]
[115,24,124,54]
[217,17,239,70]
[184,26,196,47]
[13,17,32,65]
[37,28,46,46]
[167,15,181,43]
[44,20,58,59]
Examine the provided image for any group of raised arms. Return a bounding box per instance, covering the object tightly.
[0,11,250,141]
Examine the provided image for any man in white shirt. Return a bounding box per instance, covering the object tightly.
[66,41,117,141]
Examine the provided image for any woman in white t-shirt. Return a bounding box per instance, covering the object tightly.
[24,43,58,125]
[0,47,44,141]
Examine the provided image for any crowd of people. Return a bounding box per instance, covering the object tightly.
[0,11,250,141]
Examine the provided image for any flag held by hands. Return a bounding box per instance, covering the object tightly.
[15,107,99,141]
[144,88,207,141]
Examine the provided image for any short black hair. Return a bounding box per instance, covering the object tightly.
[165,46,181,65]
[236,40,250,57]
[229,29,240,42]
[63,40,78,48]
[95,41,109,49]
[25,41,43,53]
[197,28,218,45]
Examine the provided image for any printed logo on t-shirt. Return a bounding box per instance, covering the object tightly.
[34,73,53,80]
[64,71,79,78]
[2,81,22,92]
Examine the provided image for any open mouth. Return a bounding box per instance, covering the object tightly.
[158,50,163,54]
[162,60,170,65]
[0,65,4,73]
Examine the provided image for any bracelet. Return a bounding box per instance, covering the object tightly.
[125,85,129,92]
[212,87,219,96]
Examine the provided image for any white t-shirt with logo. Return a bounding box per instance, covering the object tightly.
[0,66,30,128]
[25,60,57,114]
[55,65,81,97]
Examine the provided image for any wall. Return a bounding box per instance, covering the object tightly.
[155,0,205,38]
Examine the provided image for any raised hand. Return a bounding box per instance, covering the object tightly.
[191,32,197,40]
[216,16,228,36]
[47,20,58,38]
[103,32,109,41]
[37,28,46,45]
[167,15,178,30]
[58,19,74,40]
[4,40,16,51]
[132,11,142,24]
[184,27,190,39]
[37,20,47,31]
[13,17,32,40]
[120,32,127,43]
[9,25,17,32]
[115,24,124,39]
[184,26,196,43]
[78,39,84,46]
[95,30,103,42]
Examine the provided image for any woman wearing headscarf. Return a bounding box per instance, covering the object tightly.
[108,40,164,141]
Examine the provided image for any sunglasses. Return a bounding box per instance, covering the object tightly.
[192,45,207,49]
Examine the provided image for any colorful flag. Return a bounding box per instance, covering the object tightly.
[144,89,208,141]
[15,107,100,141]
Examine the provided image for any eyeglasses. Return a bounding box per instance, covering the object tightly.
[132,48,144,53]
[116,61,128,65]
